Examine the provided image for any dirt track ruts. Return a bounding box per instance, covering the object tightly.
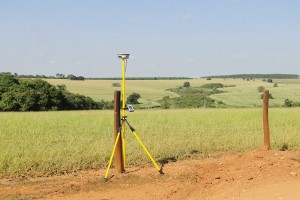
[1,148,300,200]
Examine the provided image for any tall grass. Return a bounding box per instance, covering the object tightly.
[1,108,300,178]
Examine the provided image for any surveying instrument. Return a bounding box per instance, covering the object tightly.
[103,54,164,181]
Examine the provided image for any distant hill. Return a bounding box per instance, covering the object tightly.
[203,74,299,79]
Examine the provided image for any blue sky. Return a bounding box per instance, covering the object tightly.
[0,0,299,77]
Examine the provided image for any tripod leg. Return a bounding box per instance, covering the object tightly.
[121,122,126,169]
[132,131,164,175]
[104,131,121,180]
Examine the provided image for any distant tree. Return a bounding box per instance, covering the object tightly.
[269,93,274,99]
[207,78,212,80]
[261,93,273,99]
[70,75,85,80]
[283,99,293,107]
[112,83,121,87]
[67,74,76,79]
[273,83,278,87]
[267,79,273,83]
[257,86,265,92]
[56,73,65,79]
[161,96,171,109]
[77,76,85,80]
[183,81,190,87]
[127,92,141,104]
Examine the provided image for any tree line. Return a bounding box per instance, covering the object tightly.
[13,73,85,80]
[87,77,193,80]
[10,73,193,80]
[0,73,112,111]
[203,74,299,79]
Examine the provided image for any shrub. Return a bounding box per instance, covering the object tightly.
[112,83,121,87]
[201,83,224,89]
[183,81,190,87]
[161,96,171,109]
[257,86,265,92]
[284,99,293,107]
[127,92,141,104]
[261,93,273,99]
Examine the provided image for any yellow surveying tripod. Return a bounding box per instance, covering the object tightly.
[104,54,164,181]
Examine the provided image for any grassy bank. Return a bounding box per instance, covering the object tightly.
[1,108,300,178]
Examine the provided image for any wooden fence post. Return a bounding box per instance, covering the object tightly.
[263,90,271,150]
[114,91,124,172]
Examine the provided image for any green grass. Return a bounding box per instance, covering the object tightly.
[1,108,300,178]
[211,79,300,107]
[45,78,300,108]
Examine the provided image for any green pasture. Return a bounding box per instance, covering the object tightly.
[45,78,300,108]
[1,108,300,178]
[211,78,300,107]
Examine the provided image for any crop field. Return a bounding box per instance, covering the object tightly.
[46,78,300,108]
[1,108,300,178]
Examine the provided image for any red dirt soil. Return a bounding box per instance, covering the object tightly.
[1,148,300,200]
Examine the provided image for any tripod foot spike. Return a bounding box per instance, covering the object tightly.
[159,167,164,175]
[101,177,108,183]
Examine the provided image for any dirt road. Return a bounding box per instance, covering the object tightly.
[1,148,300,200]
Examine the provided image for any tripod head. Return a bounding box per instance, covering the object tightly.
[117,54,130,59]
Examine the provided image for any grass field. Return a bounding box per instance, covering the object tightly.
[46,79,182,107]
[1,108,300,178]
[45,78,300,108]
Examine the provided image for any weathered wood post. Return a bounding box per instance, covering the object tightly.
[114,90,124,172]
[263,90,271,150]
